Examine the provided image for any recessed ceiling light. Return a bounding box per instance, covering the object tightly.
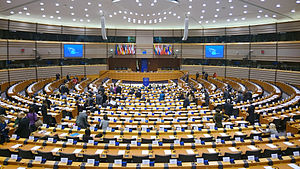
[234,18,238,21]
[177,16,180,19]
[265,14,268,17]
[230,6,234,9]
[228,0,232,2]
[216,9,220,11]
[291,9,296,13]
[187,11,190,14]
[87,2,91,5]
[109,15,112,17]
[297,0,300,4]
[114,12,117,15]
[73,19,76,21]
[205,21,209,23]
[80,19,83,22]
[50,15,54,18]
[85,14,89,17]
[6,0,11,4]
[201,10,205,13]
[214,14,218,17]
[216,1,220,4]
[70,6,73,9]
[257,15,261,18]
[56,11,59,14]
[42,14,46,17]
[55,3,59,6]
[26,12,30,15]
[87,19,90,22]
[18,11,22,14]
[41,8,44,11]
[243,10,247,14]
[243,5,247,8]
[138,3,142,6]
[203,3,206,6]
[123,16,126,19]
[84,8,88,11]
[198,21,202,23]
[98,4,102,7]
[10,11,14,14]
[229,13,232,16]
[23,7,27,10]
[258,10,262,13]
[58,16,61,19]
[200,16,204,19]
[71,13,74,15]
[272,14,276,17]
[241,17,245,20]
[276,4,280,8]
[40,2,44,5]
[151,3,154,6]
[189,5,192,8]
[227,19,230,22]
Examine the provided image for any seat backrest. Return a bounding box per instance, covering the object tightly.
[285,147,300,156]
[202,153,219,161]
[154,155,171,163]
[83,154,100,162]
[106,154,123,163]
[245,150,261,158]
[142,138,154,144]
[162,138,175,143]
[224,152,242,160]
[132,155,149,163]
[217,135,231,141]
[37,151,54,160]
[179,154,196,162]
[200,137,213,142]
[263,149,282,158]
[180,138,195,143]
[19,149,34,159]
[103,138,117,143]
[0,149,11,157]
[60,153,77,161]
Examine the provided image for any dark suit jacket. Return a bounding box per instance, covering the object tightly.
[15,117,30,138]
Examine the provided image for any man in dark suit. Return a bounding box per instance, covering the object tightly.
[224,99,233,116]
[183,96,190,108]
[204,90,210,106]
[96,91,103,105]
[246,104,256,125]
[0,106,7,116]
[116,86,122,94]
[15,113,30,138]
[135,90,141,98]
[76,111,90,129]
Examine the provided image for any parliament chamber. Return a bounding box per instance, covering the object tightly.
[0,0,300,169]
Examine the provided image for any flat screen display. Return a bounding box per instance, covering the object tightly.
[205,45,224,58]
[64,44,83,58]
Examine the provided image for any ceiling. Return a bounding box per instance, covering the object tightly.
[0,0,300,30]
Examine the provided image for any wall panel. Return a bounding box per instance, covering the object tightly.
[116,29,135,36]
[9,21,35,32]
[62,26,84,35]
[85,28,101,36]
[0,19,8,30]
[37,24,61,34]
[85,43,107,58]
[62,65,85,76]
[226,26,249,36]
[204,28,225,36]
[251,43,276,61]
[226,66,249,79]
[37,66,61,79]
[250,68,276,82]
[277,70,300,85]
[0,70,8,82]
[9,68,36,81]
[278,21,300,33]
[250,24,276,34]
[189,29,203,37]
[37,42,61,59]
[154,30,174,37]
[181,45,203,58]
[203,66,226,77]
[226,43,249,60]
[278,43,300,62]
[8,41,35,60]
[86,65,107,75]
[0,40,7,60]
[181,65,202,74]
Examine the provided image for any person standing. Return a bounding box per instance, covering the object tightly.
[76,111,90,129]
[196,72,199,80]
[213,110,229,128]
[27,107,38,132]
[246,104,256,125]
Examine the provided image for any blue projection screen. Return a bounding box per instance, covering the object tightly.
[205,45,224,58]
[64,44,83,58]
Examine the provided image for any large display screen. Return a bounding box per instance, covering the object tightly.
[205,45,224,58]
[154,44,172,55]
[64,44,83,58]
[116,44,135,55]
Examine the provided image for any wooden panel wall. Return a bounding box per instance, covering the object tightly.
[8,41,35,60]
[85,43,107,58]
[226,43,249,60]
[181,45,203,59]
[37,42,61,59]
[62,65,85,76]
[9,68,36,81]
[250,68,276,82]
[277,70,300,85]
[251,43,276,61]
[226,67,249,79]
[86,65,107,75]
[0,70,8,82]
[0,40,7,60]
[37,66,61,79]
[278,43,300,62]
[203,66,226,77]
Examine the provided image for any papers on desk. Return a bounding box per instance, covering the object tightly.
[60,133,68,137]
[247,145,258,150]
[95,149,103,154]
[118,150,125,155]
[164,150,172,155]
[207,148,216,153]
[229,147,238,152]
[204,134,211,138]
[169,135,175,139]
[235,132,244,135]
[288,163,300,169]
[73,149,82,154]
[266,144,277,149]
[187,135,193,138]
[31,146,41,151]
[51,148,60,152]
[142,150,149,155]
[186,149,194,154]
[219,133,228,137]
[284,142,294,146]
[151,136,156,139]
[11,144,22,149]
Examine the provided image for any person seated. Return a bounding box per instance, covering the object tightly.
[82,129,92,142]
[135,90,142,98]
[99,114,109,132]
[224,99,233,116]
[0,115,9,144]
[183,95,190,108]
[109,97,118,108]
[0,106,7,116]
[15,112,30,138]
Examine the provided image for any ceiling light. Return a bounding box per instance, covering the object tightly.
[50,16,54,18]
[272,14,276,17]
[203,4,206,6]
[40,2,44,5]
[138,3,142,6]
[227,19,230,22]
[230,6,234,9]
[234,18,238,21]
[228,0,232,2]
[276,4,280,8]
[109,15,112,17]
[55,3,59,6]
[41,8,44,11]
[10,11,14,14]
[18,11,22,14]
[84,8,88,11]
[151,3,154,6]
[216,9,220,11]
[258,10,262,13]
[291,9,296,13]
[87,19,90,22]
[56,11,59,14]
[297,0,300,4]
[98,4,102,7]
[23,7,27,10]
[87,2,91,5]
[58,16,61,19]
[241,17,245,20]
[86,14,89,17]
[177,16,181,19]
[42,14,46,17]
[216,1,220,4]
[80,19,83,22]
[214,14,218,17]
[73,19,76,21]
[243,5,247,8]
[257,15,261,18]
[243,10,247,14]
[6,0,11,3]
[229,13,232,16]
[189,5,192,8]
[70,6,73,9]
[265,14,268,17]
[71,13,74,15]
[112,0,121,2]
[26,12,30,15]
[168,0,179,4]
